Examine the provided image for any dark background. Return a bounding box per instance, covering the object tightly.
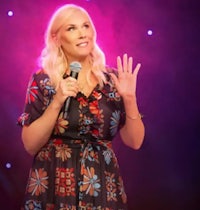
[0,0,200,209]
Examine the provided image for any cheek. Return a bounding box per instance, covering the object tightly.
[60,37,76,53]
[60,36,71,45]
[90,30,95,40]
[88,31,95,44]
[59,31,76,45]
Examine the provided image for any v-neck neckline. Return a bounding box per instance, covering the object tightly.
[78,84,100,99]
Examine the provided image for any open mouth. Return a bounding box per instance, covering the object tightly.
[76,42,88,47]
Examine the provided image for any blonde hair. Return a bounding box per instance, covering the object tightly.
[39,4,106,88]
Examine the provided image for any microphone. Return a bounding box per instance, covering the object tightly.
[63,61,82,119]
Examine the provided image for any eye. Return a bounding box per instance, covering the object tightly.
[83,24,90,29]
[67,26,76,31]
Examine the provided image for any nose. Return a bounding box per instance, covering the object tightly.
[78,28,86,39]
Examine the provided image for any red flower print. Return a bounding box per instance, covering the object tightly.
[91,129,99,136]
[92,91,102,100]
[89,101,100,116]
[78,97,88,107]
[26,78,39,104]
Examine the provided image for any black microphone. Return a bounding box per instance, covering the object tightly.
[63,61,82,119]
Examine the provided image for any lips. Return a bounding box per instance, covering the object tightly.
[76,42,88,47]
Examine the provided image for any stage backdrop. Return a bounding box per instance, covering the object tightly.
[0,0,199,209]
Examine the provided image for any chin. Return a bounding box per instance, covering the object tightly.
[78,52,91,59]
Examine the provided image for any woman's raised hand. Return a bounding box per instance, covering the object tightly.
[110,53,141,98]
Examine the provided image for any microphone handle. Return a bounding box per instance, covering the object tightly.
[63,70,79,119]
[63,97,71,119]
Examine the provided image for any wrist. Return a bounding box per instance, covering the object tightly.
[126,113,142,120]
[122,95,137,103]
[50,96,64,110]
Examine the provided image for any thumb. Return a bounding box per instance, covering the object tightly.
[133,63,141,77]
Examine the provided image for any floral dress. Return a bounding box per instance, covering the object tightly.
[18,68,128,210]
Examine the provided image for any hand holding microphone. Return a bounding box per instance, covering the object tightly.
[63,61,82,119]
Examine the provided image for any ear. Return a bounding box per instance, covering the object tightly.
[52,33,61,47]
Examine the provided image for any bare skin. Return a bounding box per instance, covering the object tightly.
[110,54,145,149]
[22,11,144,155]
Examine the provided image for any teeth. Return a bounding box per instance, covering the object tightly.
[77,42,87,47]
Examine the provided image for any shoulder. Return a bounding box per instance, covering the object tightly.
[29,69,55,95]
[32,69,50,80]
[30,69,52,86]
[29,69,55,92]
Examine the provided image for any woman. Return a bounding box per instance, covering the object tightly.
[18,4,145,210]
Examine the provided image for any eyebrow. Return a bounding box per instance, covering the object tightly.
[65,21,90,27]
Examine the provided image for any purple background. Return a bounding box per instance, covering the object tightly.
[0,0,200,209]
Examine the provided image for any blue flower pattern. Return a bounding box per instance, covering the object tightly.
[18,69,127,209]
[110,110,121,136]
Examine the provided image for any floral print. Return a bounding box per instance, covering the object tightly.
[25,77,39,104]
[110,110,121,136]
[17,113,29,126]
[18,69,127,209]
[105,171,117,202]
[80,167,101,197]
[118,176,127,204]
[81,143,100,164]
[55,144,72,161]
[103,149,113,165]
[54,112,69,135]
[24,199,42,210]
[27,168,48,196]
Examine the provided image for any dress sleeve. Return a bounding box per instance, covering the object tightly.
[17,70,55,126]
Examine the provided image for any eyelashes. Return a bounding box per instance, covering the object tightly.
[83,24,89,29]
[67,26,75,31]
[66,23,90,32]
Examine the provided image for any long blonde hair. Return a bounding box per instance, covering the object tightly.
[39,4,106,88]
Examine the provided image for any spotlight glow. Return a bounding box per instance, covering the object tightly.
[147,30,153,36]
[7,11,14,17]
[6,163,12,169]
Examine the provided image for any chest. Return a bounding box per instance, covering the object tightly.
[53,85,124,139]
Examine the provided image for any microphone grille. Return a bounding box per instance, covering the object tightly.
[69,61,82,73]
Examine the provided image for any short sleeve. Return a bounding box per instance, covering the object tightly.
[17,70,55,126]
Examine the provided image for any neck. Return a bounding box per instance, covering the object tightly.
[67,55,91,67]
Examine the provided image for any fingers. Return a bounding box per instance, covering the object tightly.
[54,77,79,106]
[128,56,133,73]
[123,54,128,72]
[133,63,141,77]
[117,53,141,74]
[117,56,123,73]
[60,77,79,97]
[117,54,132,73]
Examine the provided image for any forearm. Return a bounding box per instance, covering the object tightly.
[22,98,62,155]
[120,95,145,149]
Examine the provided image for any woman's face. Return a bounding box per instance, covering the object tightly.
[58,10,95,62]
